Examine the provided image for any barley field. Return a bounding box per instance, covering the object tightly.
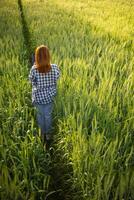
[0,0,134,200]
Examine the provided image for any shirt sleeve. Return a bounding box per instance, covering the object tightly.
[28,67,37,85]
[55,65,60,80]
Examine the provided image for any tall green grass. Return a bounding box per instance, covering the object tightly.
[0,0,134,199]
[22,0,134,199]
[0,0,51,199]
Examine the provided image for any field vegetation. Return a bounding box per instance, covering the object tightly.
[0,0,134,199]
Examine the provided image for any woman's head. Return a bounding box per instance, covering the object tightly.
[35,45,51,73]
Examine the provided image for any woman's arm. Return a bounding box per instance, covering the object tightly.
[28,67,37,85]
[55,65,60,80]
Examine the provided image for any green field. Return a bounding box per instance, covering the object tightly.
[0,0,134,199]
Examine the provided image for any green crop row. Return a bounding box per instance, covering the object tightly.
[0,1,51,199]
[22,0,134,199]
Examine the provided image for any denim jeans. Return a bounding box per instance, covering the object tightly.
[34,102,53,140]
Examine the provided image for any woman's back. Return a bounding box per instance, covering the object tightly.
[29,63,60,104]
[29,45,60,149]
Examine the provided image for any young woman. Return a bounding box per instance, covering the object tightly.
[29,45,60,150]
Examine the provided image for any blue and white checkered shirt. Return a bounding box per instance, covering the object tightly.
[29,64,60,104]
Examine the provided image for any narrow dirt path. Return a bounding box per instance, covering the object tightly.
[18,0,33,66]
[17,1,78,199]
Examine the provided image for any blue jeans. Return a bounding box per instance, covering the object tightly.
[34,102,53,140]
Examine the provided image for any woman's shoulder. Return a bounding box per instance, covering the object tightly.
[51,63,58,68]
[31,64,38,72]
[50,63,58,72]
[51,63,60,71]
[51,64,60,78]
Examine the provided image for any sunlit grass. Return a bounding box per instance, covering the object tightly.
[22,0,134,199]
[0,0,51,199]
[1,0,134,199]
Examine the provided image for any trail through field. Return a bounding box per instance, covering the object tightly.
[1,0,133,199]
[17,0,77,199]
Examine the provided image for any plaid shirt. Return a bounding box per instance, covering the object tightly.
[29,64,60,104]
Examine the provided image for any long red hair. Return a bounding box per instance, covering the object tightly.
[35,45,51,73]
